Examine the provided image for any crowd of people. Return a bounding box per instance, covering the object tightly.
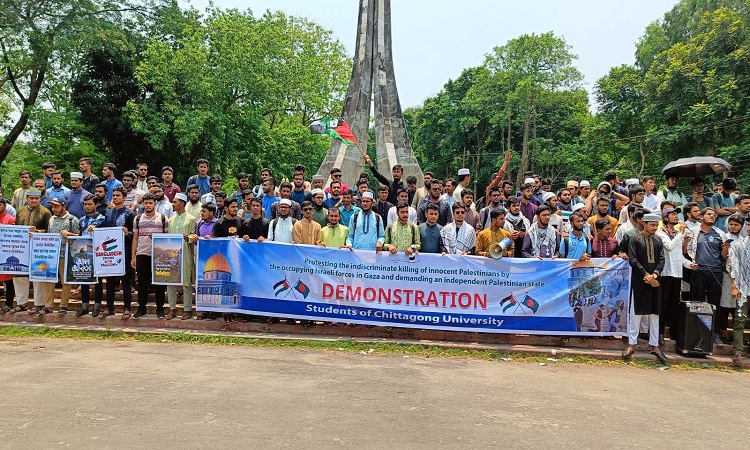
[0,154,749,367]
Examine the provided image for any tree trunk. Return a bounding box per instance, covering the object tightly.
[0,68,45,165]
[638,138,646,179]
[516,97,534,189]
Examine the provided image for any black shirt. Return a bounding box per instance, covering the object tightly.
[240,217,270,240]
[212,216,243,237]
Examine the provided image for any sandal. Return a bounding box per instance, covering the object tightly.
[622,346,635,360]
[8,304,27,314]
[1,305,11,313]
[57,307,68,316]
[28,306,39,315]
[98,309,112,319]
[34,307,50,318]
[121,310,131,319]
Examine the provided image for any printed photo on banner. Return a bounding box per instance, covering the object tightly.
[92,227,125,277]
[151,234,184,285]
[29,233,62,282]
[195,238,632,336]
[0,225,31,275]
[64,236,96,285]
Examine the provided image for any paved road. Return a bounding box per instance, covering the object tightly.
[0,337,747,449]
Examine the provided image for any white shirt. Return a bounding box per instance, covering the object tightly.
[269,216,294,243]
[643,193,661,213]
[655,228,685,277]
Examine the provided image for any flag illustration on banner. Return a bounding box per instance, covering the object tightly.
[500,293,517,313]
[273,278,290,296]
[522,294,539,314]
[309,116,358,146]
[294,280,310,298]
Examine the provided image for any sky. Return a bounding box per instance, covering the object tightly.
[188,1,678,109]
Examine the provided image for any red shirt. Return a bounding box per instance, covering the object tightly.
[163,183,182,202]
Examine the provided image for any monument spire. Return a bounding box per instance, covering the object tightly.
[317,0,423,187]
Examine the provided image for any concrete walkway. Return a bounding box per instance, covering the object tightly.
[1,336,747,449]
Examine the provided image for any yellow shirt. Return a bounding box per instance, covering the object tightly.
[293,218,321,245]
[475,226,512,257]
[319,224,349,248]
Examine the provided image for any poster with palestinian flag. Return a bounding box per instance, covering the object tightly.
[309,116,358,146]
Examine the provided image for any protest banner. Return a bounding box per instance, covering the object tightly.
[151,234,184,285]
[29,233,62,282]
[93,227,125,277]
[63,236,96,284]
[195,239,632,336]
[0,225,31,275]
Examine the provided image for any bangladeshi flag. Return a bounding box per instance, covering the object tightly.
[310,116,358,146]
[294,280,310,298]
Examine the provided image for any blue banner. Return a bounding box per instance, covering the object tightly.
[196,239,632,336]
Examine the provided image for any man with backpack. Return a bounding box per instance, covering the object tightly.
[559,211,592,261]
[383,202,421,256]
[131,193,168,319]
[345,192,384,251]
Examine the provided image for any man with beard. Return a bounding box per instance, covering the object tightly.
[271,182,302,220]
[476,209,512,258]
[241,198,270,242]
[149,183,174,218]
[310,174,330,201]
[267,199,296,243]
[103,187,135,319]
[309,189,329,227]
[557,188,574,213]
[364,154,403,205]
[323,180,342,210]
[64,172,90,219]
[39,198,80,317]
[734,194,750,238]
[210,197,242,238]
[384,202,421,255]
[441,203,476,255]
[161,166,181,202]
[290,172,310,205]
[166,193,197,320]
[559,211,591,261]
[345,192,384,251]
[460,189,479,230]
[78,157,100,194]
[623,213,668,364]
[687,177,711,211]
[318,207,348,248]
[655,207,686,343]
[657,175,688,220]
[684,207,730,345]
[228,172,250,204]
[47,171,70,204]
[185,184,203,219]
[728,218,750,367]
[92,183,109,215]
[337,189,361,227]
[389,188,418,226]
[261,177,280,218]
[373,185,393,219]
[478,187,504,232]
[518,182,537,223]
[522,205,560,259]
[293,201,321,245]
[131,194,168,320]
[588,195,619,239]
[505,197,530,258]
[121,171,144,211]
[591,218,619,258]
[416,181,452,226]
[135,163,149,192]
[411,172,433,209]
[618,184,645,224]
[76,194,105,317]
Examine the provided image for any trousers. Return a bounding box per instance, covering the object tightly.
[628,297,659,346]
[734,296,749,356]
[136,255,165,315]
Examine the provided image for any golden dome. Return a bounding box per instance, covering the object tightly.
[167,251,177,258]
[37,262,49,270]
[204,254,231,273]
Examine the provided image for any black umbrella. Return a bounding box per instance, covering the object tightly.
[661,157,732,178]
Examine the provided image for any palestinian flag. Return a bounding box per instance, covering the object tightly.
[522,294,539,314]
[273,279,290,296]
[500,293,517,313]
[294,280,310,298]
[310,116,358,146]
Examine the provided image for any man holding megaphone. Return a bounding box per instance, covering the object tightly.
[476,209,513,258]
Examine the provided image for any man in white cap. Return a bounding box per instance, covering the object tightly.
[268,198,296,243]
[577,180,591,204]
[452,168,471,206]
[64,171,90,219]
[623,212,668,364]
[166,192,197,320]
[345,191,384,251]
[309,188,329,227]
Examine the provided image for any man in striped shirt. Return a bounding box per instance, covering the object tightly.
[131,193,167,319]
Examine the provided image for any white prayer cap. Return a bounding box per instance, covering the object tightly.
[458,168,470,176]
[70,172,84,180]
[579,180,590,188]
[311,188,324,196]
[312,174,324,181]
[625,178,639,186]
[524,177,536,185]
[541,191,556,203]
[572,203,586,212]
[175,193,188,203]
[279,199,292,206]
[361,191,373,199]
[643,213,661,222]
